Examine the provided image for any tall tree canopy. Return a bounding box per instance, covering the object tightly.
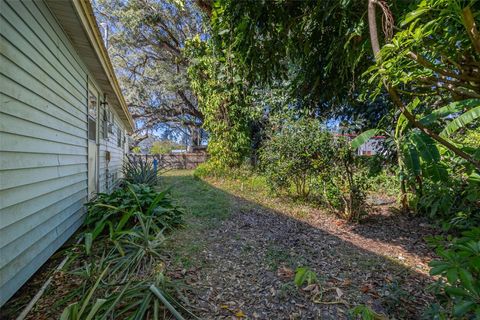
[189,0,479,168]
[94,0,206,144]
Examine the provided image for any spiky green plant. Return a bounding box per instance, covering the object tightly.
[123,155,159,186]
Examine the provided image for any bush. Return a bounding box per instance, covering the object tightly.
[85,183,184,241]
[323,138,369,221]
[259,118,334,198]
[259,119,369,220]
[426,227,480,319]
[409,174,480,231]
[55,183,187,319]
[194,160,231,178]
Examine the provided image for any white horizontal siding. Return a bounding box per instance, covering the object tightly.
[0,152,86,171]
[0,214,84,306]
[99,109,127,193]
[0,0,89,306]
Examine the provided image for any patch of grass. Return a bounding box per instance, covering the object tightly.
[160,170,231,222]
[160,170,233,270]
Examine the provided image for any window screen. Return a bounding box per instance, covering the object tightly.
[88,118,96,141]
[117,127,122,147]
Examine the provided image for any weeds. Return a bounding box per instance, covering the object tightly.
[294,267,318,287]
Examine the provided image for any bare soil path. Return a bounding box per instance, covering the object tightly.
[161,170,437,319]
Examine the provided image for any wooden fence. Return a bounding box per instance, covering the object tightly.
[128,153,207,170]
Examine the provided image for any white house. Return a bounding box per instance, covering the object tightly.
[0,0,134,306]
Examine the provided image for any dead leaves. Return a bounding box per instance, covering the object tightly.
[277,266,294,280]
[220,304,246,318]
[360,283,380,298]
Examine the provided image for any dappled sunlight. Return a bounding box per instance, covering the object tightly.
[198,174,435,276]
[160,171,435,318]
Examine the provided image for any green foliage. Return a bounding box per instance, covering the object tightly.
[208,0,379,107]
[123,155,158,186]
[350,129,380,150]
[60,266,110,320]
[426,228,480,319]
[85,183,184,242]
[194,160,230,179]
[259,118,334,198]
[366,0,480,170]
[150,140,183,155]
[349,304,387,320]
[56,181,188,319]
[410,178,480,231]
[294,267,318,287]
[186,35,257,170]
[324,138,370,221]
[259,119,369,220]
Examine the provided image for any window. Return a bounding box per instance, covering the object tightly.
[88,118,96,141]
[102,107,108,139]
[88,88,98,141]
[117,127,122,147]
[88,90,97,119]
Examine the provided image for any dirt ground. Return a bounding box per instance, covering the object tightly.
[162,171,437,319]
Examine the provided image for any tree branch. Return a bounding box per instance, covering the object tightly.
[367,0,480,170]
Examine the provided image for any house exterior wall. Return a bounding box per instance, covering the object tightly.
[0,0,128,306]
[98,103,128,193]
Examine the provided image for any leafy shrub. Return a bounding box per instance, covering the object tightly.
[410,173,480,231]
[259,119,369,220]
[324,138,369,221]
[259,118,334,198]
[123,155,158,186]
[85,183,183,242]
[426,228,480,319]
[53,180,189,319]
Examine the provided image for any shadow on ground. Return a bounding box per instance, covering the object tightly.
[160,171,435,320]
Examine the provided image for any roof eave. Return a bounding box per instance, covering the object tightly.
[46,0,135,132]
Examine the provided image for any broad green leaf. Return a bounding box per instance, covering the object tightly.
[409,132,447,181]
[85,299,107,320]
[396,98,419,138]
[350,129,380,150]
[402,141,421,176]
[419,99,478,126]
[458,269,474,291]
[445,286,471,297]
[446,268,458,283]
[395,113,409,139]
[453,300,475,317]
[430,264,449,275]
[440,105,480,137]
[84,233,92,255]
[400,8,428,27]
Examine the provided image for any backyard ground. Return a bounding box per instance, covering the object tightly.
[160,170,437,319]
[1,169,438,319]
